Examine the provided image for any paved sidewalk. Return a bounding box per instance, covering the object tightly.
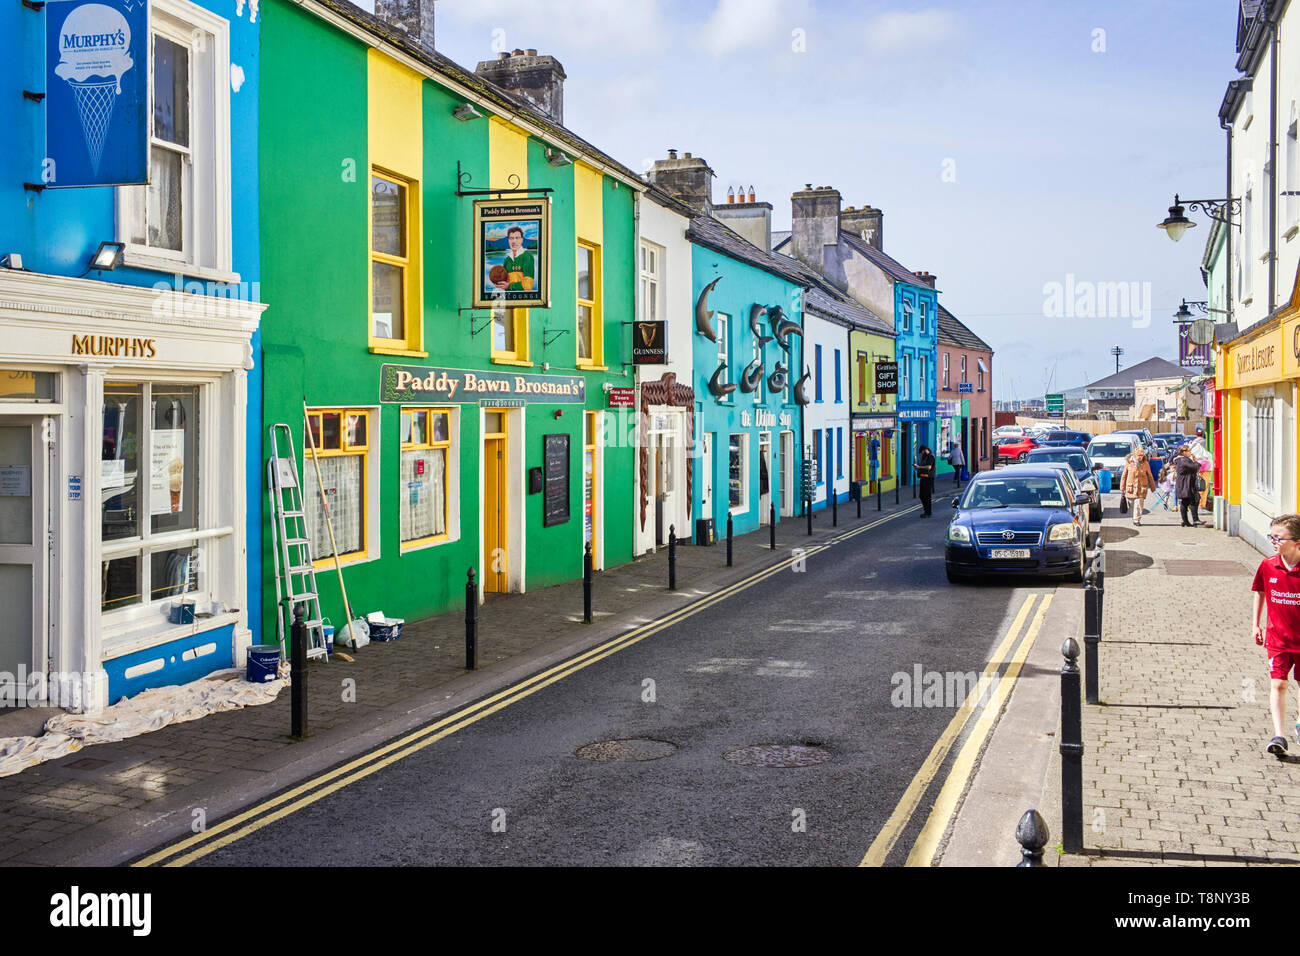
[0,491,923,866]
[1048,494,1299,866]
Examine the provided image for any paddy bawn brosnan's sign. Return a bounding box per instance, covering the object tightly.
[380,365,586,404]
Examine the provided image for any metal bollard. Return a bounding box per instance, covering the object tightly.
[1083,571,1100,706]
[770,504,776,550]
[726,512,733,567]
[1095,544,1106,635]
[806,495,813,536]
[668,525,677,591]
[1060,636,1084,853]
[895,479,899,506]
[877,479,882,512]
[291,604,308,740]
[465,566,478,670]
[583,542,593,624]
[1015,810,1050,867]
[832,491,838,527]
[857,488,862,518]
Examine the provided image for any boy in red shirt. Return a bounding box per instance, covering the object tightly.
[1253,514,1300,755]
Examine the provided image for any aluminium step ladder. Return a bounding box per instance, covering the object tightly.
[268,423,329,661]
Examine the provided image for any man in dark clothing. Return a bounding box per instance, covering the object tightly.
[1172,445,1202,526]
[917,445,936,516]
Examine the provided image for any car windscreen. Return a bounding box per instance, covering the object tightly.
[961,476,1067,508]
[1045,432,1086,443]
[1088,441,1133,457]
[1030,452,1088,471]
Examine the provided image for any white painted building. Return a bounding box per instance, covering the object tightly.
[800,297,852,509]
[632,187,695,555]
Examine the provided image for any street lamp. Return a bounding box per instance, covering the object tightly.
[1156,193,1240,242]
[1173,300,1216,346]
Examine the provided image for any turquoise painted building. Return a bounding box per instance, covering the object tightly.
[894,280,940,483]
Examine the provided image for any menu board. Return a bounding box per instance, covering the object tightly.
[542,433,570,528]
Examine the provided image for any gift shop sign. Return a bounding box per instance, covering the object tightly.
[381,365,586,404]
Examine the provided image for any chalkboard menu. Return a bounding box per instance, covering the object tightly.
[543,433,570,527]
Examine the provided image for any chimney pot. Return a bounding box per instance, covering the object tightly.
[667,148,678,159]
[727,186,736,203]
[684,152,692,159]
[498,51,509,59]
[512,48,524,55]
[525,48,537,56]
[747,186,755,203]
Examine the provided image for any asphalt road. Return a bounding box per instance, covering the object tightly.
[193,491,1063,866]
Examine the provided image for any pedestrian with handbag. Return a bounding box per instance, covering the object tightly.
[950,441,966,485]
[1118,448,1154,525]
[1172,444,1203,526]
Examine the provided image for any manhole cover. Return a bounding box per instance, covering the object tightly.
[64,757,113,771]
[724,744,832,768]
[576,738,677,762]
[1162,560,1248,576]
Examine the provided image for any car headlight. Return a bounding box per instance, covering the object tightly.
[947,524,971,542]
[1048,522,1078,541]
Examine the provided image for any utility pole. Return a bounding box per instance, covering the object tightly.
[1110,346,1124,375]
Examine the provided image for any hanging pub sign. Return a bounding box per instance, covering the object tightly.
[45,0,150,188]
[632,321,667,364]
[874,361,899,394]
[1178,325,1213,370]
[380,364,585,404]
[473,198,551,308]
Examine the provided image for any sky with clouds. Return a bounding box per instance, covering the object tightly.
[415,0,1239,400]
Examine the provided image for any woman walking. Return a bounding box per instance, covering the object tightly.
[1118,447,1154,525]
[1172,444,1203,526]
[950,441,966,485]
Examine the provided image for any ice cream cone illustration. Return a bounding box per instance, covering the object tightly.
[168,457,183,512]
[54,4,134,175]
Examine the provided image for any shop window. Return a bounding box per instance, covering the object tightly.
[101,382,206,614]
[1253,395,1275,497]
[0,371,56,403]
[400,407,454,549]
[729,432,749,513]
[117,0,232,275]
[370,170,422,352]
[577,241,603,366]
[304,408,372,565]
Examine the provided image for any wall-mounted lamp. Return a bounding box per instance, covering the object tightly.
[546,148,573,168]
[90,241,125,271]
[453,103,483,122]
[0,253,24,270]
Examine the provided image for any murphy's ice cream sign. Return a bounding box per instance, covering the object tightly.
[44,0,149,187]
[381,365,586,404]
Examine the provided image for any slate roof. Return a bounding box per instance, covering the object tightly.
[1083,357,1187,391]
[936,305,991,353]
[838,233,936,290]
[686,214,808,286]
[312,0,645,188]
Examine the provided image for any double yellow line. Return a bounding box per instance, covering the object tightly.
[136,505,920,867]
[859,591,1053,867]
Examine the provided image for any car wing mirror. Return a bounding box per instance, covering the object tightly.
[952,497,960,509]
[1074,493,1090,505]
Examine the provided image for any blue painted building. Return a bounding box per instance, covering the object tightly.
[893,279,939,484]
[0,0,264,709]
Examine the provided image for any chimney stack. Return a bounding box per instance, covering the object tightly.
[841,204,883,250]
[912,271,936,288]
[647,149,715,215]
[790,184,843,274]
[376,0,435,52]
[475,48,567,124]
[714,184,773,251]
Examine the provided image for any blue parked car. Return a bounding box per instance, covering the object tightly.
[1036,429,1093,448]
[1025,446,1103,521]
[945,465,1090,584]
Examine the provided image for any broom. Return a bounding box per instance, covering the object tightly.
[303,401,360,653]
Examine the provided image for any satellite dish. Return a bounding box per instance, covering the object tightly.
[1188,317,1214,346]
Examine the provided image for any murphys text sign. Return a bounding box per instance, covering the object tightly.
[380,365,586,404]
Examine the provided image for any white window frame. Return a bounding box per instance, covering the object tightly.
[919,301,927,334]
[902,301,912,332]
[304,405,383,568]
[116,0,235,282]
[716,312,730,400]
[728,431,750,515]
[753,332,763,403]
[1251,390,1275,501]
[942,352,949,389]
[919,354,927,399]
[902,353,911,400]
[1242,178,1254,303]
[1287,106,1298,232]
[961,354,968,383]
[640,240,663,323]
[398,405,461,553]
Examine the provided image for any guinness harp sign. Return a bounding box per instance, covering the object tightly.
[632,320,667,364]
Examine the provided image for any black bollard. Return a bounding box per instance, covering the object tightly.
[806,495,812,536]
[832,490,838,527]
[1060,637,1084,853]
[1095,544,1106,635]
[726,512,733,567]
[857,487,862,519]
[877,478,882,512]
[895,478,899,506]
[291,604,308,740]
[1015,810,1050,867]
[770,503,776,550]
[583,542,593,624]
[1083,572,1099,706]
[668,525,677,590]
[465,566,478,670]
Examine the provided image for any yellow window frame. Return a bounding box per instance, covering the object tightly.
[576,240,603,367]
[304,407,371,567]
[368,167,424,355]
[491,306,530,364]
[399,406,454,550]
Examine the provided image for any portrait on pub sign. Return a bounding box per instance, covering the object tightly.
[473,198,551,308]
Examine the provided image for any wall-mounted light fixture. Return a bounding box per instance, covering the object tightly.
[90,241,125,271]
[546,148,573,168]
[453,103,483,122]
[0,253,24,270]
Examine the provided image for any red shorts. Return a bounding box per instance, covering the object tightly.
[1268,651,1300,681]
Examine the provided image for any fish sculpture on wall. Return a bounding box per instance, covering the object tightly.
[695,277,722,341]
[748,304,773,345]
[708,362,737,398]
[793,368,813,406]
[739,358,764,393]
[770,305,803,349]
[768,362,788,393]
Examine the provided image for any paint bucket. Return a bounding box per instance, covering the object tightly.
[1098,468,1112,494]
[246,645,281,683]
[322,621,334,655]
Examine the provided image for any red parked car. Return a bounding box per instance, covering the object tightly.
[995,435,1039,463]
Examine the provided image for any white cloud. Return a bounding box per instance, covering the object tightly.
[437,0,668,56]
[863,8,959,52]
[699,0,803,57]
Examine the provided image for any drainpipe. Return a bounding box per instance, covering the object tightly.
[1222,114,1233,325]
[1269,6,1280,315]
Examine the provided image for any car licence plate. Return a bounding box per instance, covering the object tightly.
[990,548,1031,559]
